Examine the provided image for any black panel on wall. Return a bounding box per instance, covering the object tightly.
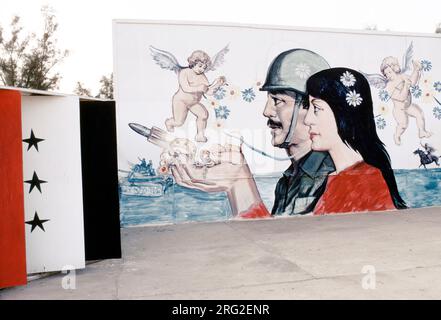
[80,100,121,260]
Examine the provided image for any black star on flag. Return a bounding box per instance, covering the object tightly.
[21,96,86,273]
[24,171,47,194]
[22,129,45,152]
[25,212,50,232]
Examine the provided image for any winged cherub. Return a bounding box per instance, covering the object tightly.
[149,45,229,143]
[362,42,432,145]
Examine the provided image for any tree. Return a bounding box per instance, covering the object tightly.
[74,81,92,97]
[96,73,113,99]
[0,6,68,90]
[0,16,30,87]
[73,73,114,99]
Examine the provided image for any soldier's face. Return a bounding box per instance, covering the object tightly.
[263,92,310,147]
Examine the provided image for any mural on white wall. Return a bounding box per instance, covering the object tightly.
[113,21,441,226]
[149,45,228,142]
[361,42,432,145]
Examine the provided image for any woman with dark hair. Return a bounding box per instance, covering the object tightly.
[304,67,406,214]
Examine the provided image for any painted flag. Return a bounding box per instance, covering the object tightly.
[0,89,27,288]
[80,100,121,260]
[21,95,85,274]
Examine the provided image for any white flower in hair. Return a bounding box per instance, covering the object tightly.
[346,90,363,107]
[295,63,311,79]
[340,71,356,87]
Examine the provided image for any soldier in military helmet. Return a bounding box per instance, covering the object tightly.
[260,49,335,215]
[170,48,336,218]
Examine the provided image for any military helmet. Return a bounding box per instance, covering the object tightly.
[260,49,330,94]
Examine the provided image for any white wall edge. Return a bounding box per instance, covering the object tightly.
[111,18,441,39]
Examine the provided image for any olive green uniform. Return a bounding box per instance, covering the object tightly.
[272,151,335,215]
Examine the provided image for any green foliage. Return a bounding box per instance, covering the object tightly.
[96,73,113,99]
[74,81,92,97]
[73,73,114,99]
[0,6,68,90]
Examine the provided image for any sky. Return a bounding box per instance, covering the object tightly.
[1,0,440,93]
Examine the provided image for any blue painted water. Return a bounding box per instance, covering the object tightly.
[119,168,441,227]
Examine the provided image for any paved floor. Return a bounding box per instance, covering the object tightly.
[2,207,441,299]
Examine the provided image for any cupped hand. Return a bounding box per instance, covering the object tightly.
[170,144,253,193]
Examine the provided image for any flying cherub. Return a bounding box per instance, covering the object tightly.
[361,42,432,145]
[149,45,229,143]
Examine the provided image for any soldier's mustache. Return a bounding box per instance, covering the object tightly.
[267,119,282,129]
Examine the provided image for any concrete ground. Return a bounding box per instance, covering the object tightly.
[2,207,441,300]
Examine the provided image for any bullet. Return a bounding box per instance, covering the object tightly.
[128,123,174,149]
[129,123,151,137]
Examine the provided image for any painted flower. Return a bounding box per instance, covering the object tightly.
[215,105,230,119]
[241,88,256,102]
[340,71,356,87]
[253,79,264,90]
[375,116,387,130]
[213,86,226,100]
[433,106,441,120]
[207,99,219,109]
[378,104,389,116]
[226,85,241,101]
[215,119,225,129]
[295,63,311,79]
[433,81,441,92]
[158,165,169,175]
[378,90,390,102]
[421,60,432,72]
[421,77,432,89]
[421,89,435,104]
[410,85,422,98]
[346,90,363,107]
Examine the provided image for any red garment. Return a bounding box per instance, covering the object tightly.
[239,201,271,219]
[314,161,395,215]
[0,90,27,288]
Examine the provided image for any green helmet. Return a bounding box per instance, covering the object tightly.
[261,49,330,149]
[260,49,330,95]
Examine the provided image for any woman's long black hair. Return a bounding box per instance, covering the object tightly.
[305,67,407,209]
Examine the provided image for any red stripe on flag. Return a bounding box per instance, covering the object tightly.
[0,89,27,288]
